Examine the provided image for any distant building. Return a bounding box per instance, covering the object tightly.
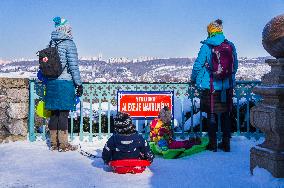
[98,53,103,61]
[80,53,103,61]
[133,56,158,63]
[108,57,131,63]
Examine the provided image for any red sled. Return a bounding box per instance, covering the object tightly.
[109,159,151,174]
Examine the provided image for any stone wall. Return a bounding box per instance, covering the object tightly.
[0,78,29,142]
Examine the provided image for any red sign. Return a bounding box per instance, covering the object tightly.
[117,91,173,118]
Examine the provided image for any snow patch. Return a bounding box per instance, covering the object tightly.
[0,136,283,188]
[252,167,284,187]
[183,112,207,131]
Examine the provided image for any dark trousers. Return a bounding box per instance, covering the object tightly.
[48,110,69,131]
[208,112,231,139]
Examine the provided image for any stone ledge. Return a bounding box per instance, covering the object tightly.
[0,77,29,139]
[253,85,284,95]
[0,78,29,89]
[265,58,284,65]
[5,119,28,136]
[7,102,28,119]
[0,135,26,144]
[250,147,284,178]
[6,88,29,102]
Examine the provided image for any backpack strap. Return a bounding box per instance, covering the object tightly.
[49,40,52,47]
[49,39,67,48]
[48,39,68,78]
[224,39,234,112]
[227,75,233,112]
[210,73,214,114]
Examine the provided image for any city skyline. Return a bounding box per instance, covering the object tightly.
[0,0,283,61]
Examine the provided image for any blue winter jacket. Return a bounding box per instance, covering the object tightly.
[50,31,82,86]
[102,133,154,164]
[191,33,238,90]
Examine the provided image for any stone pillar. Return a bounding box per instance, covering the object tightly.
[250,14,284,178]
[0,78,29,143]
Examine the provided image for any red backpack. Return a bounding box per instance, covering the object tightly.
[211,40,234,80]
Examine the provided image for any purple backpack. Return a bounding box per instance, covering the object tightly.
[211,40,234,80]
[209,40,234,114]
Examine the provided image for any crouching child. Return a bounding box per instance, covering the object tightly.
[102,112,154,165]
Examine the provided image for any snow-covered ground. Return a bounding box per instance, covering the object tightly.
[0,136,284,188]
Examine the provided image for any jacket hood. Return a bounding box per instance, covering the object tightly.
[51,31,73,41]
[115,134,140,153]
[201,33,225,46]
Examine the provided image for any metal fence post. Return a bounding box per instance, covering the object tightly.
[98,97,102,140]
[70,111,74,141]
[89,93,93,142]
[79,98,83,141]
[28,80,36,142]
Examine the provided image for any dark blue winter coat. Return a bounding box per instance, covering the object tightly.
[102,133,154,164]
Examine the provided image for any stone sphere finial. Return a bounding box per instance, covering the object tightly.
[262,14,284,58]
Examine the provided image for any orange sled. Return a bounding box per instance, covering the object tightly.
[109,159,151,174]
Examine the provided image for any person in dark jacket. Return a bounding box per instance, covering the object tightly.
[45,17,83,152]
[191,19,238,152]
[102,112,154,164]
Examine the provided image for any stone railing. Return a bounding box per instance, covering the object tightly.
[0,78,29,143]
[250,13,284,178]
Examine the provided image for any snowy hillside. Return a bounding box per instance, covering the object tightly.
[0,59,10,65]
[0,57,271,82]
[0,136,283,188]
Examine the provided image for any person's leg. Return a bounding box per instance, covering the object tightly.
[57,110,69,150]
[57,110,77,151]
[207,113,217,152]
[48,110,60,150]
[58,110,69,131]
[223,112,231,138]
[218,112,231,152]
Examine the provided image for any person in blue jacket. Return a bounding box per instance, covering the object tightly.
[102,112,154,164]
[191,19,238,152]
[45,17,83,152]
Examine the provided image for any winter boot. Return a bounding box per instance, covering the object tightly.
[195,136,201,145]
[218,137,230,152]
[49,130,59,151]
[206,136,217,152]
[58,130,78,152]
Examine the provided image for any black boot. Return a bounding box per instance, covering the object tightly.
[206,136,217,152]
[218,137,230,152]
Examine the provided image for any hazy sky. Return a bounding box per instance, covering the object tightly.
[0,0,283,60]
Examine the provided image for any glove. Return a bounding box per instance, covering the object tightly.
[76,85,83,97]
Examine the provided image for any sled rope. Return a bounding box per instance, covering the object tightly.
[78,144,102,158]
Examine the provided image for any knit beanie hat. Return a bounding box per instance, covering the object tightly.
[114,112,137,135]
[159,106,172,125]
[53,17,68,27]
[207,19,223,37]
[53,17,73,38]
